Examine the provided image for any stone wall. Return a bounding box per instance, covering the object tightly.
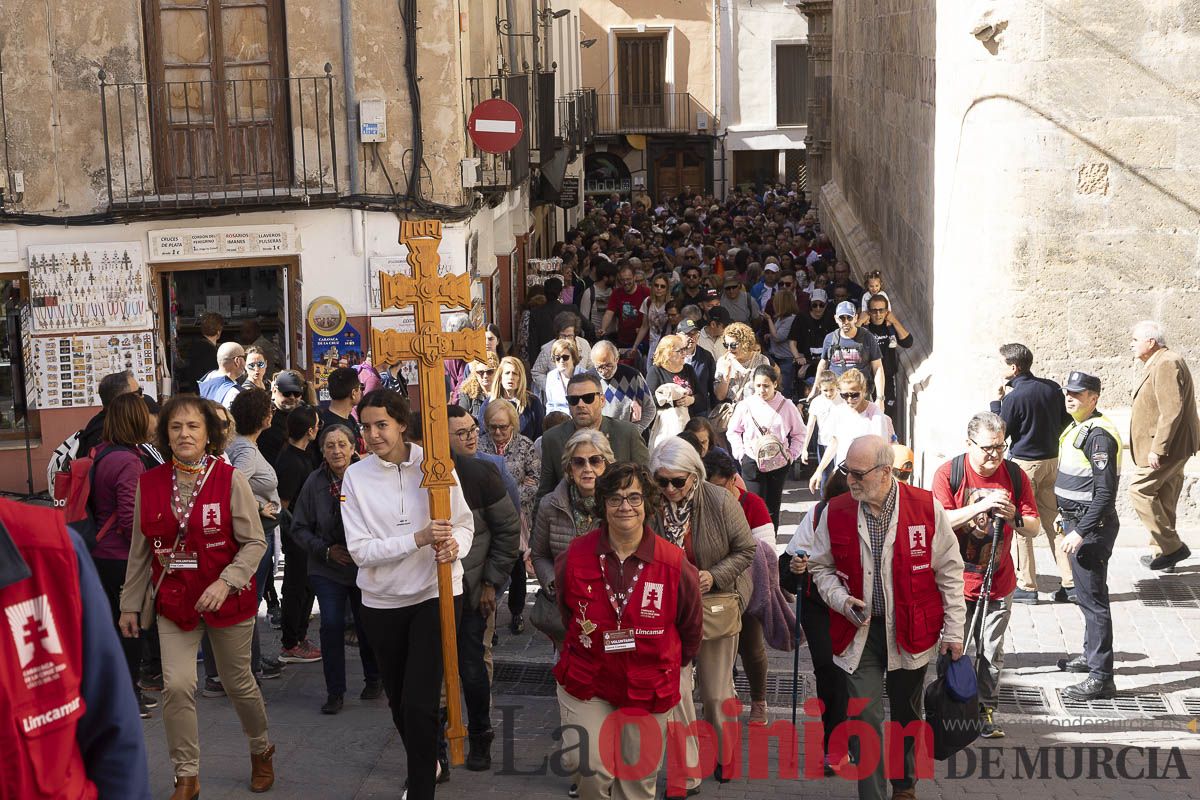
[823,0,1200,524]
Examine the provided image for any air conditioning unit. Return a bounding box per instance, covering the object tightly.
[696,112,709,131]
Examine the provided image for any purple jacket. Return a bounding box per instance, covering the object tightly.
[89,444,145,560]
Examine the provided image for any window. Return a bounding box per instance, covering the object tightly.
[0,278,34,437]
[617,35,667,129]
[144,0,289,192]
[776,44,809,126]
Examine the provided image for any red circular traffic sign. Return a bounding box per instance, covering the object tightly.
[468,99,525,155]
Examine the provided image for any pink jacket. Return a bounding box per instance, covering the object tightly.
[728,392,807,463]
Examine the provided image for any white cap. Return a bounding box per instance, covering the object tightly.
[809,288,828,303]
[764,263,780,273]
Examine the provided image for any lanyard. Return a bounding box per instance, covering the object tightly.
[598,552,645,628]
[168,457,215,545]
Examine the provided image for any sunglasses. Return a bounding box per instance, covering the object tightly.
[837,315,855,322]
[566,392,599,406]
[570,454,607,469]
[476,369,496,377]
[839,391,862,401]
[811,301,826,308]
[248,361,267,369]
[553,354,574,363]
[779,281,795,287]
[838,462,888,482]
[723,340,739,349]
[655,475,690,490]
[279,390,302,398]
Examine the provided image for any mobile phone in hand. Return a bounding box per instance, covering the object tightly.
[847,604,868,626]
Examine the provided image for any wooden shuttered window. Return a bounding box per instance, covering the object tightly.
[776,44,809,126]
[617,35,667,130]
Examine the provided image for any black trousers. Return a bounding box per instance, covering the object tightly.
[93,557,142,692]
[798,588,847,757]
[507,553,527,617]
[280,530,315,650]
[361,596,460,800]
[741,457,788,531]
[1067,522,1117,680]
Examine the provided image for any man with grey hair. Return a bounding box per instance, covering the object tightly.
[806,435,964,800]
[199,341,247,407]
[590,340,655,434]
[1128,320,1199,571]
[932,412,1040,739]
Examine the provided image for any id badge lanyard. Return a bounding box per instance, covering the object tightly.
[153,458,216,592]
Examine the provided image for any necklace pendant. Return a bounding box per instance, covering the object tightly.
[579,632,592,649]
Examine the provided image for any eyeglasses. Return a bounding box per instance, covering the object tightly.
[653,283,669,290]
[839,391,861,401]
[279,390,302,398]
[604,493,645,509]
[655,475,690,490]
[838,462,889,482]
[723,340,739,349]
[969,439,1006,456]
[248,361,267,369]
[553,354,574,363]
[779,281,795,288]
[570,454,607,469]
[451,425,479,440]
[566,392,599,406]
[488,422,513,433]
[868,308,888,315]
[893,467,913,479]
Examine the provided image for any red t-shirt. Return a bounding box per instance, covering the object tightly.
[607,285,651,347]
[931,458,1037,601]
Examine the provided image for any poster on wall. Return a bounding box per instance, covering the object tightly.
[308,297,363,403]
[26,243,151,333]
[30,331,156,409]
[366,225,468,314]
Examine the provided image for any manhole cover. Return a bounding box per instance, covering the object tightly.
[1058,690,1170,719]
[1134,575,1200,609]
[998,684,1049,714]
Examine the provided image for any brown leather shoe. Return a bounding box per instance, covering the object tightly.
[892,787,917,800]
[250,745,275,792]
[169,775,200,800]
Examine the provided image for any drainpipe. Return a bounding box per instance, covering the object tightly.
[341,0,361,195]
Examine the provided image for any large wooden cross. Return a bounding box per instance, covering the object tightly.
[370,219,486,765]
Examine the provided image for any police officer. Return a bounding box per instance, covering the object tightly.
[1054,371,1121,700]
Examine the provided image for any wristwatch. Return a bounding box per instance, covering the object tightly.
[1012,515,1023,530]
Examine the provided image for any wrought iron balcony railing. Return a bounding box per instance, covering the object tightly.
[595,92,714,135]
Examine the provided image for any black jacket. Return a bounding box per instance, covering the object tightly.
[453,454,521,611]
[990,373,1073,461]
[290,464,357,585]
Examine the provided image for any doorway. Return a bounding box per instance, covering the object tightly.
[156,259,300,393]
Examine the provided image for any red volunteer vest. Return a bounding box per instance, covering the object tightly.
[826,483,944,656]
[553,528,685,714]
[139,460,258,631]
[0,499,98,800]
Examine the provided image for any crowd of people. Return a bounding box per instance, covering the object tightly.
[8,185,1197,800]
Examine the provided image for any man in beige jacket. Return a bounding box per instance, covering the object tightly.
[807,435,965,800]
[1128,321,1199,571]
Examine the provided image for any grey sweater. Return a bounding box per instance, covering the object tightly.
[225,435,280,509]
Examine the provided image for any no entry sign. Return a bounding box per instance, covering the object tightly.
[468,98,525,154]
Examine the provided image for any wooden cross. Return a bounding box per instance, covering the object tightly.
[370,219,486,765]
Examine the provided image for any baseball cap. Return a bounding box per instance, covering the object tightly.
[892,444,915,470]
[676,319,701,336]
[706,307,731,325]
[809,288,828,304]
[274,371,305,393]
[835,301,858,319]
[702,288,720,302]
[764,263,780,273]
[1063,371,1101,393]
[723,275,741,288]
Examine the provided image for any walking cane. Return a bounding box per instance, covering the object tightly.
[968,516,1005,667]
[791,550,807,726]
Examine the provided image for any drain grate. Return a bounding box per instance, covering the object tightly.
[735,672,812,708]
[1134,574,1200,609]
[493,662,557,696]
[1058,690,1170,719]
[997,684,1049,715]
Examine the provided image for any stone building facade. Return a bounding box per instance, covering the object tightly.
[815,0,1200,518]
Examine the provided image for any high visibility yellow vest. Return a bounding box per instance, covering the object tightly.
[1055,412,1123,505]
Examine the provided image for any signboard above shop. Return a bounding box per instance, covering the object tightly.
[148,224,300,262]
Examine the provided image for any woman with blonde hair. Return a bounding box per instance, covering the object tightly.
[487,355,545,439]
[457,352,500,419]
[543,338,582,415]
[806,367,895,494]
[715,321,770,404]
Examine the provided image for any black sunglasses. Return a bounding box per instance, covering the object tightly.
[553,354,574,362]
[566,392,599,406]
[811,301,826,307]
[655,475,690,490]
[839,391,861,401]
[570,454,607,469]
[838,462,888,482]
[279,390,302,398]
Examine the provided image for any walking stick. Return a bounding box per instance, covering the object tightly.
[791,551,807,726]
[969,516,1005,666]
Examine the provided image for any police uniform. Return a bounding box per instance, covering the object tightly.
[1054,371,1120,699]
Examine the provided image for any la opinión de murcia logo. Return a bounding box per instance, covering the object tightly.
[6,595,67,689]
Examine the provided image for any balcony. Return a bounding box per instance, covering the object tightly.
[556,88,597,156]
[98,66,339,210]
[595,92,715,136]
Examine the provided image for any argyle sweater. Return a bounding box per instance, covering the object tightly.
[602,364,656,434]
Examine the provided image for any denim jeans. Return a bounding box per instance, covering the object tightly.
[456,602,493,736]
[308,573,380,697]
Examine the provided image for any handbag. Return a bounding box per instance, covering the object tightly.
[708,401,735,433]
[701,591,743,640]
[529,587,566,644]
[750,412,791,473]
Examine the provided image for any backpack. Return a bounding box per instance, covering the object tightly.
[924,652,981,760]
[60,445,127,551]
[947,454,1023,508]
[47,429,83,504]
[749,412,790,473]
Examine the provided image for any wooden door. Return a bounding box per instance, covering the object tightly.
[654,150,704,201]
[617,35,666,130]
[145,0,290,193]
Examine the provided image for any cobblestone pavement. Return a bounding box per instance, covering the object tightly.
[140,480,1200,798]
